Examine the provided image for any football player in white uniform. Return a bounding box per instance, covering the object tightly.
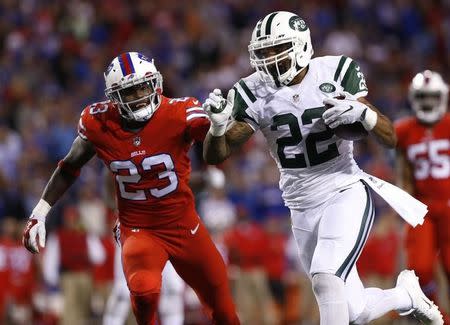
[203,11,443,325]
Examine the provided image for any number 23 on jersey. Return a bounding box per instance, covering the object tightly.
[110,154,178,200]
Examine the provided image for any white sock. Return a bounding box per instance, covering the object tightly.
[312,273,349,325]
[352,287,412,324]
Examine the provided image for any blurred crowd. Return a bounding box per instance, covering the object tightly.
[0,0,449,324]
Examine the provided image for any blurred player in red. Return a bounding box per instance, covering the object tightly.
[22,52,239,325]
[396,70,450,315]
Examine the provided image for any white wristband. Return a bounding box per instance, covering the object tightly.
[361,108,378,131]
[209,123,227,137]
[31,199,51,222]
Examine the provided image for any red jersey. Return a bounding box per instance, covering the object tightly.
[224,222,269,270]
[8,241,37,304]
[78,96,210,228]
[395,113,450,201]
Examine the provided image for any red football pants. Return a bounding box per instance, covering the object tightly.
[119,210,239,325]
[405,200,450,294]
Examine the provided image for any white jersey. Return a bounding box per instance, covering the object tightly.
[232,55,369,209]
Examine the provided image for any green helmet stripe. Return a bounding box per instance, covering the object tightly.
[264,12,278,36]
[334,56,348,82]
[256,19,263,38]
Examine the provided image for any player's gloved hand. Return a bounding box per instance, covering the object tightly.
[22,199,51,254]
[203,88,235,136]
[322,94,377,130]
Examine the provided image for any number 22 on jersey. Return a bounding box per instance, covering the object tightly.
[271,106,339,168]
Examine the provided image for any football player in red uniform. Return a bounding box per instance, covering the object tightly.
[22,52,240,325]
[396,70,450,312]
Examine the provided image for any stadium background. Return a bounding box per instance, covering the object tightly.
[0,0,449,324]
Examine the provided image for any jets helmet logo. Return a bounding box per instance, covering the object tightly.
[289,16,307,31]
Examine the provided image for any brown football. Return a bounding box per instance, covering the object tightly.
[325,95,368,141]
[334,122,368,141]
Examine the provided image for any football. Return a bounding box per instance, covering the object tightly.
[334,122,368,141]
[325,95,368,141]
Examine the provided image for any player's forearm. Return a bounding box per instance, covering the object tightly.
[370,114,397,148]
[41,167,78,206]
[203,132,232,165]
[365,103,397,148]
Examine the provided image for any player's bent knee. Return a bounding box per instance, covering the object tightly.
[350,312,370,325]
[312,273,346,304]
[127,270,161,295]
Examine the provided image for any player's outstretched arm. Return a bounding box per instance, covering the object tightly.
[202,89,254,164]
[203,120,254,164]
[23,136,96,254]
[357,97,397,148]
[43,136,96,204]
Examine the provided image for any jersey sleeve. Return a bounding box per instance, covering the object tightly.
[333,56,368,98]
[77,107,91,141]
[231,79,260,131]
[184,97,210,142]
[77,101,110,143]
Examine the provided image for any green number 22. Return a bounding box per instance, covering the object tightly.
[270,106,339,168]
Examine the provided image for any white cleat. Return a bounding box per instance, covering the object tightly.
[396,270,443,325]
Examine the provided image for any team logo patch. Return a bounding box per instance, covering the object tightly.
[289,16,307,31]
[319,82,336,93]
[133,136,141,147]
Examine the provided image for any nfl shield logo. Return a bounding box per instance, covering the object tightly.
[292,94,300,102]
[133,136,141,147]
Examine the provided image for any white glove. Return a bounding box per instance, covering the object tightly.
[203,88,235,136]
[22,199,50,254]
[322,95,370,129]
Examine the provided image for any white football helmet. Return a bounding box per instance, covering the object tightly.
[409,70,448,124]
[104,52,163,122]
[248,11,314,87]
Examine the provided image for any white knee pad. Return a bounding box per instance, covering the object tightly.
[312,273,346,304]
[312,273,349,325]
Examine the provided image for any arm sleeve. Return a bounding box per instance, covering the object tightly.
[185,98,211,142]
[42,234,60,287]
[334,56,368,98]
[231,79,260,131]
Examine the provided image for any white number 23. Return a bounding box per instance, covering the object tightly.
[109,154,178,200]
